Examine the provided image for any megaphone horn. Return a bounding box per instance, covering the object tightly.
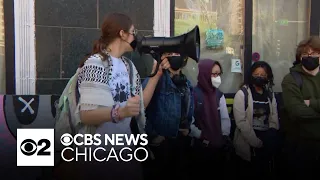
[136,25,201,77]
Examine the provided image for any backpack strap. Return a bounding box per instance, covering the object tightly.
[216,89,223,122]
[122,56,134,95]
[241,86,249,111]
[194,87,223,111]
[240,86,273,112]
[193,86,204,114]
[216,89,223,107]
[290,71,303,90]
[268,91,274,103]
[75,81,80,104]
[66,98,76,136]
[67,73,81,137]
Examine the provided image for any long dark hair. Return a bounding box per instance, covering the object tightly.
[79,13,133,68]
[240,61,274,90]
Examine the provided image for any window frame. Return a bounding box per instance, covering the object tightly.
[4,0,15,94]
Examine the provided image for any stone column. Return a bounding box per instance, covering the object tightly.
[14,0,36,95]
[154,0,171,37]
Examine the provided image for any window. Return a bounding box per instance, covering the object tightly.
[175,0,245,93]
[252,0,310,92]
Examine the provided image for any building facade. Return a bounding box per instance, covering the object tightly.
[3,0,173,95]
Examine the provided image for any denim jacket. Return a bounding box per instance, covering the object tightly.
[142,71,194,138]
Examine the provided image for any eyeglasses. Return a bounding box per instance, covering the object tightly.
[211,72,222,77]
[252,74,267,78]
[128,29,138,36]
[301,52,320,57]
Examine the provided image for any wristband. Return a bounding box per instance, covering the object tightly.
[111,104,121,123]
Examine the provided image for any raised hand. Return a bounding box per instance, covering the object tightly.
[150,53,171,77]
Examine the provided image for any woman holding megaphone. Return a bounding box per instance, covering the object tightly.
[54,12,171,180]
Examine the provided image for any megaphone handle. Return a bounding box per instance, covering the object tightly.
[148,53,161,77]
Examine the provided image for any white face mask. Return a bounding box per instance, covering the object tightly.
[211,76,221,88]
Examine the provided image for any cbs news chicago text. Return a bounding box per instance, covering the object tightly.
[60,133,149,162]
[17,129,149,166]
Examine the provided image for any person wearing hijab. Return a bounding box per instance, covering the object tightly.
[189,59,232,179]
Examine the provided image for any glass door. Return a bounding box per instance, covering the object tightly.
[252,0,310,92]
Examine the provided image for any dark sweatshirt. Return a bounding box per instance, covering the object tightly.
[281,64,320,141]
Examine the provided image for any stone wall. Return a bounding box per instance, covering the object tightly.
[35,0,154,94]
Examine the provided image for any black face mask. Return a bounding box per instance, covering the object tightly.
[171,73,187,87]
[251,76,268,87]
[301,56,319,71]
[129,39,137,50]
[168,56,186,71]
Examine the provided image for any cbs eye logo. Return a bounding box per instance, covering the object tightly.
[17,129,54,166]
[20,139,51,156]
[60,133,73,146]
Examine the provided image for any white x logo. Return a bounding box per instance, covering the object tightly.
[18,97,35,114]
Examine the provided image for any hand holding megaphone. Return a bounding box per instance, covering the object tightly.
[150,54,171,78]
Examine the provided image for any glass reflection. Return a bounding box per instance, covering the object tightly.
[175,0,245,93]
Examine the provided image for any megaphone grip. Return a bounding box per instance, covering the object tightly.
[148,53,161,78]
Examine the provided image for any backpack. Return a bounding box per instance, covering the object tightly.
[194,87,223,119]
[54,71,84,150]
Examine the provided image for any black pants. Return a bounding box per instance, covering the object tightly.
[285,139,320,178]
[144,135,192,180]
[190,139,227,180]
[251,129,280,179]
